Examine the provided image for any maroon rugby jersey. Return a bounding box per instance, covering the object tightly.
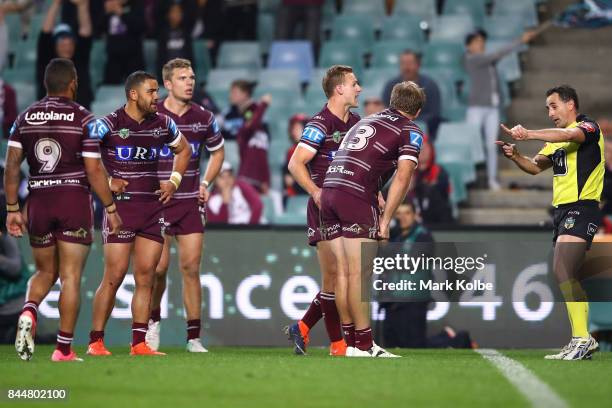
[236,101,270,191]
[322,108,422,204]
[92,108,182,200]
[297,105,360,187]
[8,96,99,193]
[157,100,224,200]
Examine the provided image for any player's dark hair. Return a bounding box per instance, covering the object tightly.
[465,29,488,46]
[546,85,579,110]
[44,58,77,95]
[230,79,255,96]
[400,49,422,63]
[125,70,157,99]
[389,81,426,116]
[322,65,354,98]
[400,200,416,213]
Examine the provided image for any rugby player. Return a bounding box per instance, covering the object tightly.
[146,58,224,353]
[87,71,191,356]
[7,58,122,361]
[285,65,361,356]
[321,81,425,357]
[498,85,602,360]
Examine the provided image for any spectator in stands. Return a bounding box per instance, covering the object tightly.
[407,135,454,224]
[155,1,196,80]
[97,0,145,84]
[382,50,441,139]
[36,0,93,109]
[464,29,538,191]
[219,80,271,193]
[223,0,256,41]
[274,0,323,52]
[192,0,224,61]
[0,78,16,137]
[207,162,263,225]
[363,95,384,117]
[283,113,308,203]
[0,0,35,70]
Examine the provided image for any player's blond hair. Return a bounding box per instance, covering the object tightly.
[322,65,354,98]
[162,58,193,81]
[390,81,426,116]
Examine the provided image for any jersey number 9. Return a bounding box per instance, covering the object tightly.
[35,138,62,173]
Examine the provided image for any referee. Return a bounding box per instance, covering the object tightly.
[497,85,603,360]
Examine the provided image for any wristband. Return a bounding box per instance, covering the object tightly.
[169,171,182,189]
[201,179,210,188]
[6,202,19,212]
[105,203,117,214]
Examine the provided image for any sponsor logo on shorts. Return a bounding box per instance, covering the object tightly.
[568,210,581,216]
[326,165,354,176]
[368,226,378,239]
[116,230,136,240]
[30,233,53,245]
[29,179,81,188]
[325,223,341,235]
[587,223,598,236]
[343,223,362,234]
[119,128,130,139]
[307,228,315,238]
[25,111,74,125]
[62,228,89,239]
[564,216,575,230]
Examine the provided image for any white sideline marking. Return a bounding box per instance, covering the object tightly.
[476,349,568,408]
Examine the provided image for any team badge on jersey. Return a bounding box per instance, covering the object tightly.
[119,128,130,139]
[564,216,575,229]
[192,122,201,133]
[153,127,162,138]
[578,121,596,134]
[332,131,342,143]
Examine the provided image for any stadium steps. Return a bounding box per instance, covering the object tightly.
[467,189,551,208]
[498,169,553,189]
[523,45,612,72]
[458,207,550,225]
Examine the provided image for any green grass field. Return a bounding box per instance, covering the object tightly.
[0,346,610,407]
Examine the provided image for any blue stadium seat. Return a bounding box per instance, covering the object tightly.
[380,15,426,46]
[440,162,469,203]
[442,0,487,27]
[206,68,255,91]
[341,0,386,28]
[318,41,364,78]
[267,41,315,83]
[253,88,303,109]
[422,41,466,73]
[274,212,307,225]
[192,39,212,82]
[257,69,301,93]
[361,68,396,97]
[257,13,275,55]
[436,122,484,165]
[11,82,36,112]
[492,0,539,28]
[143,39,157,74]
[371,41,422,69]
[223,140,240,170]
[285,195,310,216]
[309,68,327,87]
[90,39,107,88]
[483,16,527,40]
[392,0,437,24]
[429,15,475,44]
[217,42,261,70]
[258,0,281,14]
[330,15,375,51]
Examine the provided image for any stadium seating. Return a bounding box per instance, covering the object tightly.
[257,13,275,55]
[442,0,487,27]
[192,39,212,82]
[392,0,437,24]
[267,41,315,83]
[12,82,36,112]
[223,140,240,170]
[90,39,107,88]
[340,0,386,28]
[380,15,426,46]
[143,39,157,74]
[429,15,475,44]
[422,41,466,73]
[318,41,364,78]
[206,68,255,91]
[436,121,484,165]
[91,85,125,116]
[330,15,375,52]
[258,0,280,14]
[217,42,262,70]
[370,41,422,69]
[361,68,396,96]
[492,0,539,28]
[257,69,301,93]
[482,16,526,40]
[285,195,310,217]
[486,41,522,83]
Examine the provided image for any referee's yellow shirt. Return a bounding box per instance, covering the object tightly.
[537,114,604,207]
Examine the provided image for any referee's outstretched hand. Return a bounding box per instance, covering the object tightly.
[495,141,518,160]
[500,123,528,140]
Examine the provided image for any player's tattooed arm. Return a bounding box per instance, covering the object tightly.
[288,146,320,207]
[4,147,25,237]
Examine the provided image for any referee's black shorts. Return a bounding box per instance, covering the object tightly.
[552,200,601,249]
